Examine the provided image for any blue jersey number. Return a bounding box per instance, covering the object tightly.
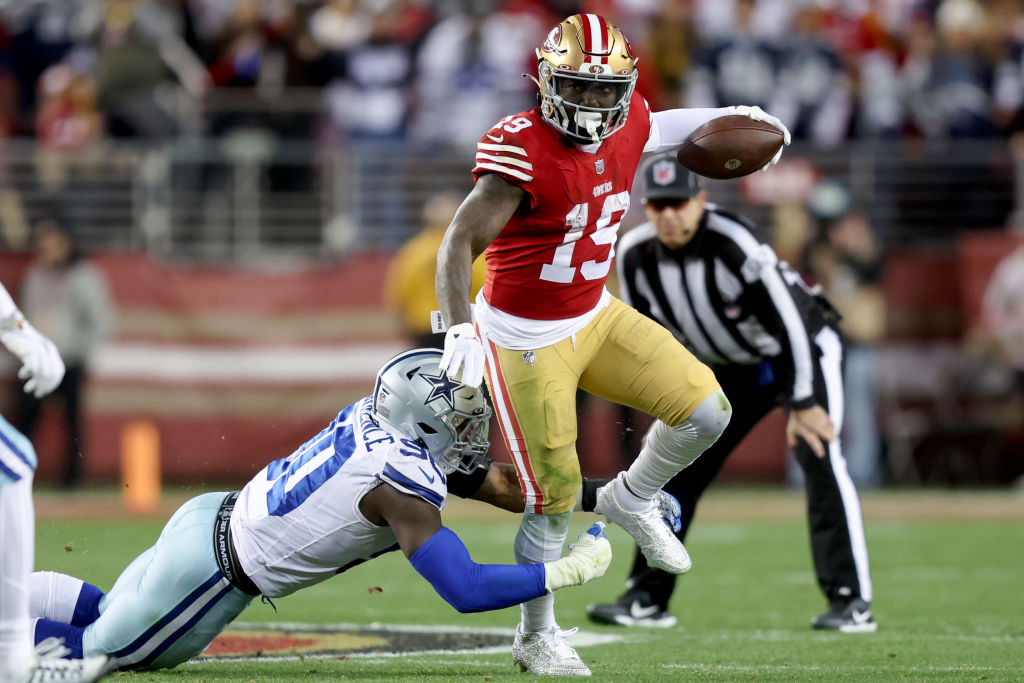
[265,406,356,516]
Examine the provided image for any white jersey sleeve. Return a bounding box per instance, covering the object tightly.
[644,106,736,153]
[229,397,448,598]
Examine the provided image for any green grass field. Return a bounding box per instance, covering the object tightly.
[34,488,1024,682]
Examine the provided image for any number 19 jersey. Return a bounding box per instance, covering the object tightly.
[472,91,652,321]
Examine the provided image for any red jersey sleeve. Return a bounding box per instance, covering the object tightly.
[472,114,541,209]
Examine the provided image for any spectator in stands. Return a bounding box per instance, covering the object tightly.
[770,3,852,147]
[691,0,794,45]
[815,0,903,139]
[203,0,267,89]
[804,181,887,488]
[0,0,82,126]
[34,63,102,152]
[988,0,1024,133]
[685,0,780,111]
[85,0,207,138]
[644,2,696,111]
[383,191,486,349]
[900,0,999,138]
[33,61,103,194]
[975,224,1024,396]
[313,0,433,235]
[17,217,114,488]
[409,0,539,148]
[315,0,432,141]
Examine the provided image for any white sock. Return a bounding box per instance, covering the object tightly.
[0,477,35,681]
[29,571,85,623]
[612,473,651,513]
[514,510,571,633]
[625,390,731,500]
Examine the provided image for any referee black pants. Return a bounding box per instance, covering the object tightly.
[626,327,872,610]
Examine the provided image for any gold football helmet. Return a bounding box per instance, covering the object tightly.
[534,14,638,144]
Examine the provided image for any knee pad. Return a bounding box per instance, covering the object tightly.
[647,390,731,467]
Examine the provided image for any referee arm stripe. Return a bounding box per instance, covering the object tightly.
[708,216,815,401]
[760,267,815,401]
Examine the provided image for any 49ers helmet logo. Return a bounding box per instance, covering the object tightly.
[542,26,562,53]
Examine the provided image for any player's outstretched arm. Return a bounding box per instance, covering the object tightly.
[646,106,791,169]
[455,463,681,533]
[454,461,527,512]
[435,175,524,386]
[362,483,610,613]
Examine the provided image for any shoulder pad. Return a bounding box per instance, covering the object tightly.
[475,116,536,184]
[378,441,447,510]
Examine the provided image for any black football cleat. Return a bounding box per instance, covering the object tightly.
[586,591,677,628]
[811,597,877,633]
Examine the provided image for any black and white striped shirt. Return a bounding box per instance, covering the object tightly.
[616,205,835,409]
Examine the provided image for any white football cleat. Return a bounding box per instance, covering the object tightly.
[19,638,109,683]
[512,625,591,677]
[595,475,692,574]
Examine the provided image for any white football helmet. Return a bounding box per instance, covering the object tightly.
[534,13,638,144]
[372,348,491,475]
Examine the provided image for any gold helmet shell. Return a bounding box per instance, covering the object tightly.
[535,14,638,143]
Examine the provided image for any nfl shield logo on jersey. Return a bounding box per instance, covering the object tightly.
[653,159,676,185]
[595,159,605,174]
[522,351,537,366]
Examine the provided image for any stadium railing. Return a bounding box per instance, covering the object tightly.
[0,137,1018,262]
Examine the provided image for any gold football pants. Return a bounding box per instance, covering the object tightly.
[479,297,720,514]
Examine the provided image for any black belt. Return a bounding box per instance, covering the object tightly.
[213,491,260,596]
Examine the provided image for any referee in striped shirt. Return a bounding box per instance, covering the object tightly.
[588,154,875,633]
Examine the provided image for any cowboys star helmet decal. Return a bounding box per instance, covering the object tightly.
[419,370,462,409]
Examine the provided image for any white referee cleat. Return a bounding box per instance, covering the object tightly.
[512,625,591,677]
[19,638,109,683]
[595,475,692,574]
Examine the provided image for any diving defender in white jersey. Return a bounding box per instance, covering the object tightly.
[0,280,109,683]
[25,349,615,672]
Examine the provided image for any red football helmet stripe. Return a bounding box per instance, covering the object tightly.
[581,13,600,55]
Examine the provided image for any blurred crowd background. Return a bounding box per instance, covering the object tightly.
[0,0,1022,492]
[2,0,1023,148]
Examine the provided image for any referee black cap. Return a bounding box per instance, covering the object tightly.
[642,154,702,202]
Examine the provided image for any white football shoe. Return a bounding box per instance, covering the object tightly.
[512,625,591,677]
[18,638,109,683]
[595,474,692,574]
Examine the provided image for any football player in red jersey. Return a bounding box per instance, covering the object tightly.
[435,13,790,675]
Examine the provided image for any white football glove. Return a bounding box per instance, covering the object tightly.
[1,314,65,398]
[544,522,612,592]
[439,322,485,388]
[732,105,791,170]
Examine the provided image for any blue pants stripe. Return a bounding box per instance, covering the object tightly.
[0,456,19,481]
[125,584,234,670]
[110,572,223,659]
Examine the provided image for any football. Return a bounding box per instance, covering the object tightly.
[676,115,785,180]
